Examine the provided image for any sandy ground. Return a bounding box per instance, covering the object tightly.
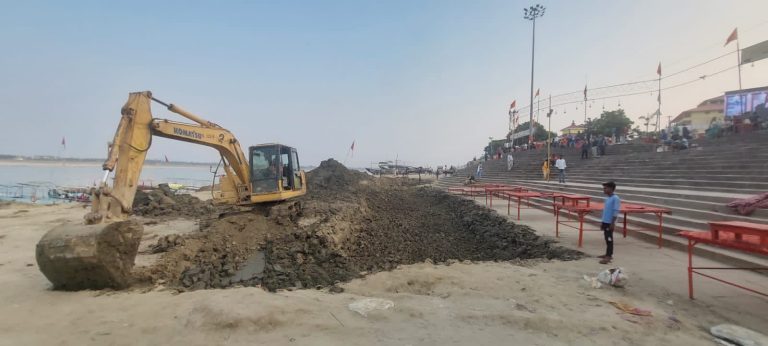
[0,199,766,345]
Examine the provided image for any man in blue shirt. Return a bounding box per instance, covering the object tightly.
[599,181,621,264]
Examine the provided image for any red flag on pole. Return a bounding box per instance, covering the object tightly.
[510,100,516,109]
[61,136,66,147]
[656,62,662,76]
[724,28,738,46]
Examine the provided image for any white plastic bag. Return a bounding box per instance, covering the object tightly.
[597,267,628,287]
[583,274,602,288]
[348,298,395,317]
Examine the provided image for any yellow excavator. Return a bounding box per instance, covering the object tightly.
[35,91,307,290]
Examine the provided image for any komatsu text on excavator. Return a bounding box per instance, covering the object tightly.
[35,91,307,290]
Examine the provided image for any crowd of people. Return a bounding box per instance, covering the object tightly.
[659,126,691,151]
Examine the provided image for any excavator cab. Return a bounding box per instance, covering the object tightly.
[248,144,306,203]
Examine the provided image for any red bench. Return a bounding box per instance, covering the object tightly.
[551,193,591,216]
[556,201,670,248]
[498,191,544,220]
[484,185,528,207]
[678,221,768,299]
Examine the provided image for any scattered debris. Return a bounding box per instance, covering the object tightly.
[597,267,628,287]
[515,303,536,313]
[149,235,185,254]
[609,302,652,316]
[583,274,602,289]
[329,312,345,327]
[348,298,395,317]
[666,315,682,330]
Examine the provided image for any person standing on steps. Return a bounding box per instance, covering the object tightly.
[581,140,590,159]
[598,181,621,264]
[555,155,567,184]
[541,158,550,181]
[507,153,514,171]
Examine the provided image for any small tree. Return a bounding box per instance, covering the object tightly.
[592,109,634,137]
[509,121,557,143]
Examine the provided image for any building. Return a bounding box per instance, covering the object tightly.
[560,121,585,136]
[671,96,724,134]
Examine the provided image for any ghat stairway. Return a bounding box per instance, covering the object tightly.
[435,131,768,268]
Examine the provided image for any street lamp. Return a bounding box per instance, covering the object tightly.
[524,4,545,146]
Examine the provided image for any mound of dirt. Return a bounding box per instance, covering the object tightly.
[259,186,580,291]
[138,160,581,292]
[133,186,215,218]
[305,159,370,199]
[196,184,219,192]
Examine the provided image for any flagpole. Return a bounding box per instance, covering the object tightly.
[657,68,662,133]
[537,94,541,124]
[583,85,587,124]
[736,38,742,90]
[547,94,552,165]
[536,95,541,142]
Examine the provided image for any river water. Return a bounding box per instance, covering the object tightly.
[0,162,215,204]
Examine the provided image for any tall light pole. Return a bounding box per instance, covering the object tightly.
[546,95,553,164]
[524,4,545,147]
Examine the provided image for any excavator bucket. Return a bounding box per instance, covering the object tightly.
[35,220,143,290]
[35,92,153,291]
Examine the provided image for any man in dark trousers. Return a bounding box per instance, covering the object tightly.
[581,140,590,159]
[598,181,621,264]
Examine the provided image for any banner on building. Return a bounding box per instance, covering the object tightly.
[741,40,768,64]
[724,86,768,117]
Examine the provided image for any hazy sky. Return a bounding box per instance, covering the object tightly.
[1,0,767,168]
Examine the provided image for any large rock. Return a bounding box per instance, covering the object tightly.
[711,324,768,346]
[35,220,144,290]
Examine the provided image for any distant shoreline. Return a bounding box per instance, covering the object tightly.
[0,159,213,169]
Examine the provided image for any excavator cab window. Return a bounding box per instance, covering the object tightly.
[279,145,302,191]
[280,150,291,190]
[291,149,302,190]
[250,145,280,193]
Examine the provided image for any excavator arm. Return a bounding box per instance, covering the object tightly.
[151,119,250,204]
[86,91,252,224]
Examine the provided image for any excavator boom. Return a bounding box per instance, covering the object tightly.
[87,91,255,224]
